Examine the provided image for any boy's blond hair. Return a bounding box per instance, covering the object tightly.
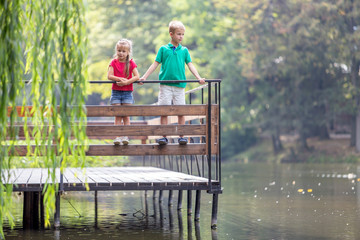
[169,21,185,33]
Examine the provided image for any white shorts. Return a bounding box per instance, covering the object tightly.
[158,84,185,105]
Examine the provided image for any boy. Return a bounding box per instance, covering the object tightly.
[139,20,205,145]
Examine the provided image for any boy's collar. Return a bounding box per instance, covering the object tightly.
[168,43,182,49]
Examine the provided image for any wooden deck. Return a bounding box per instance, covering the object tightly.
[5,81,222,229]
[5,167,220,192]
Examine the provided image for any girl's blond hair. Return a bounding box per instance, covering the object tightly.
[114,39,133,77]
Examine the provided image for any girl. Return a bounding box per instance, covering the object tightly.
[108,39,139,145]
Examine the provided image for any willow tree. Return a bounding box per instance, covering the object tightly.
[0,0,88,234]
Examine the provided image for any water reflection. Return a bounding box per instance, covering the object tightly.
[169,205,174,230]
[187,216,192,240]
[6,163,360,239]
[178,210,184,239]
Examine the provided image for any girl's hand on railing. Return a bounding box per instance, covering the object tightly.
[199,78,206,85]
[116,82,126,86]
[116,77,127,82]
[116,78,129,86]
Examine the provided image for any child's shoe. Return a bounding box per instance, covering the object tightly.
[122,136,129,145]
[178,137,188,145]
[156,137,169,145]
[114,137,122,145]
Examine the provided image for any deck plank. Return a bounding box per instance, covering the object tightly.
[14,168,33,185]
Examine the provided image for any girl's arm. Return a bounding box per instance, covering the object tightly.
[107,66,126,82]
[116,68,140,86]
[187,62,205,84]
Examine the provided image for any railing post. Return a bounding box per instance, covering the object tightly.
[218,82,222,185]
[168,190,173,206]
[55,158,63,229]
[177,190,183,210]
[207,82,212,191]
[187,190,192,216]
[215,83,219,180]
[159,190,163,203]
[201,88,205,178]
[54,191,61,229]
[95,190,98,228]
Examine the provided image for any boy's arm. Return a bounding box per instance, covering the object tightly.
[139,61,160,82]
[187,62,205,84]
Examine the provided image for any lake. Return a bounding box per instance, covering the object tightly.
[4,162,360,239]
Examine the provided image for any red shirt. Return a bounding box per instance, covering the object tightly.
[109,59,137,91]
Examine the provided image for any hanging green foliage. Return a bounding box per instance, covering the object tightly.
[0,0,88,234]
[0,0,24,236]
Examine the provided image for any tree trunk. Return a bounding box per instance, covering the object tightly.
[318,124,330,140]
[351,57,360,149]
[271,126,283,154]
[350,114,356,147]
[299,124,310,151]
[356,114,360,151]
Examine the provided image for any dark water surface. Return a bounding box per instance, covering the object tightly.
[4,162,360,239]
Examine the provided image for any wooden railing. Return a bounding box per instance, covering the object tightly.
[7,105,218,156]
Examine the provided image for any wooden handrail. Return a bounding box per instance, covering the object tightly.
[6,104,220,156]
[9,125,206,138]
[7,105,209,117]
[8,144,218,156]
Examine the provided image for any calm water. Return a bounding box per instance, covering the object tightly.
[4,162,360,239]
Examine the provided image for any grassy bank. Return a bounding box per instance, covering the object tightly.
[231,137,360,163]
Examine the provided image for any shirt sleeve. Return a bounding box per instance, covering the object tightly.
[130,59,137,69]
[185,48,192,64]
[155,46,163,63]
[109,59,114,67]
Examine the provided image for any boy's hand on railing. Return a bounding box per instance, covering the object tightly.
[138,77,146,85]
[199,78,206,85]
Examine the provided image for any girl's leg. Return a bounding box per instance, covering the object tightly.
[115,116,123,125]
[121,103,131,145]
[112,103,123,145]
[123,116,130,125]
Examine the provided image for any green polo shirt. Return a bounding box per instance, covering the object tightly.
[155,43,192,88]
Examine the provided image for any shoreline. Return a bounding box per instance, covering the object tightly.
[231,135,360,164]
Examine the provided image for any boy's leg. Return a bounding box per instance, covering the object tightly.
[178,115,185,137]
[157,116,169,145]
[157,85,172,145]
[161,116,168,126]
[173,87,187,145]
[177,118,188,145]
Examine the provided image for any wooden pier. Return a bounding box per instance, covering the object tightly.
[7,167,220,192]
[5,80,222,230]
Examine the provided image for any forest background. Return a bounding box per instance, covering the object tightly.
[1,0,359,234]
[86,0,360,162]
